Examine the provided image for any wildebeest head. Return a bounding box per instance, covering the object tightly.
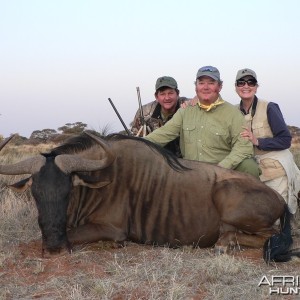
[0,132,116,257]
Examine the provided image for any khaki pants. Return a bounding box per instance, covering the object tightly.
[264,175,288,203]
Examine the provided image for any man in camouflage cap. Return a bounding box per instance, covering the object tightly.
[131,76,188,157]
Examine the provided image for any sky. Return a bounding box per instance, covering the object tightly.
[1,0,300,138]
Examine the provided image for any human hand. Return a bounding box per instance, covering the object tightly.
[180,99,198,109]
[240,127,259,146]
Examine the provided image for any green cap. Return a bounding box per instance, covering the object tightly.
[236,68,257,81]
[155,76,178,91]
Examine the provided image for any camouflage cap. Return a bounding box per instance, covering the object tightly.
[236,68,257,81]
[155,76,178,91]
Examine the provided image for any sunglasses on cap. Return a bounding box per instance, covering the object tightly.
[236,79,257,87]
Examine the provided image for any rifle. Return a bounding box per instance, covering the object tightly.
[108,98,131,135]
[136,87,151,137]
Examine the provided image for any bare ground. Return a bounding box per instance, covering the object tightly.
[1,150,300,299]
[1,235,300,299]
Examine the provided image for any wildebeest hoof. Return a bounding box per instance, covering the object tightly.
[214,245,227,255]
[42,247,70,259]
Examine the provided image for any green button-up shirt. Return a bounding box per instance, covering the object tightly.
[145,97,253,169]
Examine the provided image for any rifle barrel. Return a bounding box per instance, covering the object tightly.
[136,87,144,120]
[108,98,131,135]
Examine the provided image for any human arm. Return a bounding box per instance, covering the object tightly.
[144,109,183,147]
[130,109,142,136]
[218,112,254,169]
[131,101,157,136]
[257,102,291,150]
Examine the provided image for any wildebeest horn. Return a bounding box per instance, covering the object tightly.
[54,132,116,173]
[0,156,46,175]
[0,134,17,151]
[0,134,47,175]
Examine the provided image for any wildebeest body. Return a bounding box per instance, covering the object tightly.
[61,137,281,248]
[0,133,293,262]
[66,141,222,248]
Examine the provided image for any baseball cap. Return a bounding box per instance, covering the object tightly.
[236,68,257,81]
[155,76,178,91]
[196,66,221,81]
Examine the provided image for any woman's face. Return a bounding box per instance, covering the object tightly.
[235,76,258,100]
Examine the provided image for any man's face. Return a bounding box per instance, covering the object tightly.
[195,76,222,104]
[155,88,179,113]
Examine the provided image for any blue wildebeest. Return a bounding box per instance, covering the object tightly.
[0,132,295,263]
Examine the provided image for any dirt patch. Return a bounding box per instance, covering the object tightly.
[2,240,107,285]
[1,237,300,299]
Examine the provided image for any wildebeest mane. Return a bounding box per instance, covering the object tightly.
[43,132,190,172]
[106,133,190,172]
[42,131,99,157]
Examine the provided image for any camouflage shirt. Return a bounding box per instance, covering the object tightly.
[131,97,188,157]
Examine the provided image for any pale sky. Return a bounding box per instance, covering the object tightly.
[1,0,299,138]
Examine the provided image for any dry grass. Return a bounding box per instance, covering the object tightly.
[1,145,300,299]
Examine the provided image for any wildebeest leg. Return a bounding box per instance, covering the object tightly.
[212,178,284,254]
[214,228,276,254]
[67,223,127,245]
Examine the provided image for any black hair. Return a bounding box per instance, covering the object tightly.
[155,87,179,97]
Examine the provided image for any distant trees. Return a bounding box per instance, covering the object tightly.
[58,122,87,134]
[29,122,88,142]
[2,122,117,145]
[2,121,128,142]
[30,129,57,141]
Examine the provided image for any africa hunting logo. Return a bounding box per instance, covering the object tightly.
[258,275,300,295]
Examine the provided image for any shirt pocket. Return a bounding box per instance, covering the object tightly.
[182,124,196,144]
[205,124,227,148]
[259,158,286,181]
[252,122,264,136]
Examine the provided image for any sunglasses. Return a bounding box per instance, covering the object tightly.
[236,79,257,87]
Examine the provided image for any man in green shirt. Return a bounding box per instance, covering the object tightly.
[145,66,260,178]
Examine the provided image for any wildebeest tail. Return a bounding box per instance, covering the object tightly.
[263,204,293,263]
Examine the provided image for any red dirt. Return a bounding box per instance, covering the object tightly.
[1,238,300,299]
[3,240,262,283]
[2,240,108,283]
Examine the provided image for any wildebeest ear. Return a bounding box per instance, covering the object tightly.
[8,177,33,192]
[72,174,111,189]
